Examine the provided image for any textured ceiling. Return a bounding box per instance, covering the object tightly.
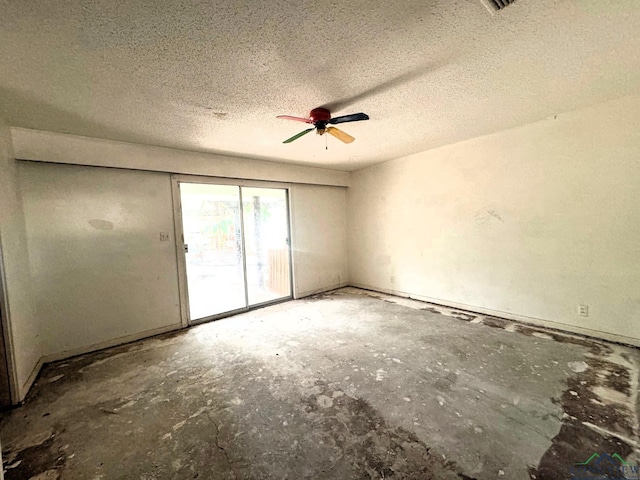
[1,0,640,171]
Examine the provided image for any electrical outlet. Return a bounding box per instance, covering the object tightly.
[159,232,170,242]
[578,305,589,317]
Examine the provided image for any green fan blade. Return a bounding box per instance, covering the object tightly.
[283,128,314,143]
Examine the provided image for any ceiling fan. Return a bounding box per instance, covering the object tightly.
[277,108,369,144]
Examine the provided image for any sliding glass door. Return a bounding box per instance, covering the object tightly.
[179,181,291,322]
[242,188,290,306]
[180,183,246,319]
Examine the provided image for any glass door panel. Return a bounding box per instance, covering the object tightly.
[180,183,246,320]
[241,187,291,305]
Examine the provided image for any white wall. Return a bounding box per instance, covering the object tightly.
[0,122,41,400]
[11,128,350,187]
[290,184,349,298]
[10,158,349,399]
[348,95,640,345]
[18,162,183,361]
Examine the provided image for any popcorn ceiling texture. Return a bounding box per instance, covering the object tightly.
[1,0,639,170]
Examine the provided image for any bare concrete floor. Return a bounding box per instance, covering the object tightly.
[2,288,639,479]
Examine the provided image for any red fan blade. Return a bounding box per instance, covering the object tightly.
[277,115,313,124]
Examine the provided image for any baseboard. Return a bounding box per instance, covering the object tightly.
[41,323,184,364]
[18,356,44,403]
[15,323,184,403]
[295,282,350,299]
[18,285,637,403]
[349,283,640,349]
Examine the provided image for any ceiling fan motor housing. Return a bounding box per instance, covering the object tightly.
[310,107,331,134]
[309,107,332,123]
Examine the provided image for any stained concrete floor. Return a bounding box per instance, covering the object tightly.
[2,288,639,479]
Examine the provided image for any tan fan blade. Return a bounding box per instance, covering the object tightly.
[326,126,355,144]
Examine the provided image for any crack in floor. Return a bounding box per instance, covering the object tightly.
[206,412,240,480]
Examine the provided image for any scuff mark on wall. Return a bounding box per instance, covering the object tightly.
[88,219,114,230]
[474,206,504,226]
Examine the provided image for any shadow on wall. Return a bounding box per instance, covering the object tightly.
[321,58,454,113]
[0,86,147,144]
[0,86,309,165]
[270,1,445,105]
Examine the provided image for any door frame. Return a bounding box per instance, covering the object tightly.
[171,175,294,326]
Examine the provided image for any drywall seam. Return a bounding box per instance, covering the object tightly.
[10,128,350,187]
[350,283,640,349]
